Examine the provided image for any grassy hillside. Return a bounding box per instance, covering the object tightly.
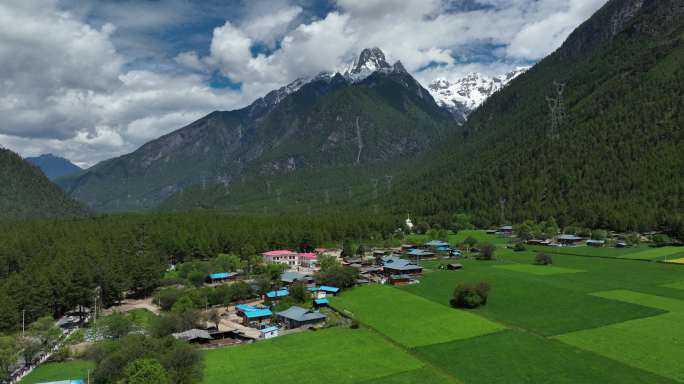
[388,0,684,232]
[0,148,87,221]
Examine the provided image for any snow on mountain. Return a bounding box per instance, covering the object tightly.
[428,67,530,123]
[343,47,395,82]
[254,47,527,124]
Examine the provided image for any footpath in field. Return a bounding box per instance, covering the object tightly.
[329,284,504,348]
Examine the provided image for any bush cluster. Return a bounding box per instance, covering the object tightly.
[534,253,553,265]
[450,282,491,309]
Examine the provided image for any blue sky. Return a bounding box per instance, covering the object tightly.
[0,0,608,166]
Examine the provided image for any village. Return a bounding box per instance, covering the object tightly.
[9,221,683,384]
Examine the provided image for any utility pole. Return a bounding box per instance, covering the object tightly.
[22,309,25,337]
[324,190,330,205]
[347,185,353,199]
[546,81,565,140]
[499,197,507,225]
[276,189,282,204]
[371,179,379,200]
[266,180,272,195]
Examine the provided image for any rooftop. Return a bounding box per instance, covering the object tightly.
[208,272,237,279]
[262,250,297,257]
[172,328,212,341]
[281,271,310,283]
[276,306,327,322]
[425,240,449,246]
[266,289,290,298]
[244,308,273,318]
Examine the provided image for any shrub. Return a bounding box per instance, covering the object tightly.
[534,253,553,265]
[477,243,495,260]
[652,234,671,247]
[513,243,526,252]
[450,282,491,309]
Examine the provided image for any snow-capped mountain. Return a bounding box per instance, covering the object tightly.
[253,47,526,124]
[428,67,529,123]
[254,48,408,113]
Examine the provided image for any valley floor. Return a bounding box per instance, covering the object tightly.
[203,241,684,384]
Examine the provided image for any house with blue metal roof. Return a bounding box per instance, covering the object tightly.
[265,289,289,300]
[207,271,238,283]
[314,298,329,307]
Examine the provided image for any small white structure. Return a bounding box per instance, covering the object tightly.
[259,326,279,339]
[405,214,414,231]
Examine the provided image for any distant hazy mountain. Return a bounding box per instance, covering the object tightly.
[427,67,529,123]
[0,148,87,220]
[59,48,453,212]
[26,154,81,180]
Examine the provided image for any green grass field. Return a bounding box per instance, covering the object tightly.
[494,264,585,275]
[19,360,94,384]
[415,329,679,384]
[200,241,684,384]
[555,291,684,382]
[528,244,684,261]
[622,246,684,261]
[403,253,670,336]
[329,285,503,348]
[202,327,456,384]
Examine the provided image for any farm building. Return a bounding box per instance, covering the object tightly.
[407,249,436,259]
[381,255,423,276]
[207,272,238,284]
[236,305,273,326]
[388,274,416,285]
[308,285,340,298]
[172,329,213,344]
[424,240,449,248]
[265,289,289,301]
[446,263,464,270]
[557,234,584,246]
[262,250,299,266]
[497,225,514,235]
[314,298,329,308]
[276,306,327,329]
[587,240,606,247]
[259,326,279,339]
[281,271,313,285]
[526,239,551,246]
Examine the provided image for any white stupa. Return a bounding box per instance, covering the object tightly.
[405,214,414,231]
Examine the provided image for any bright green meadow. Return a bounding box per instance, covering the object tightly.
[329,284,503,348]
[19,360,94,384]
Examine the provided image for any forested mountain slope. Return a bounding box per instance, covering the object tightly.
[388,0,684,232]
[59,49,453,212]
[0,148,87,220]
